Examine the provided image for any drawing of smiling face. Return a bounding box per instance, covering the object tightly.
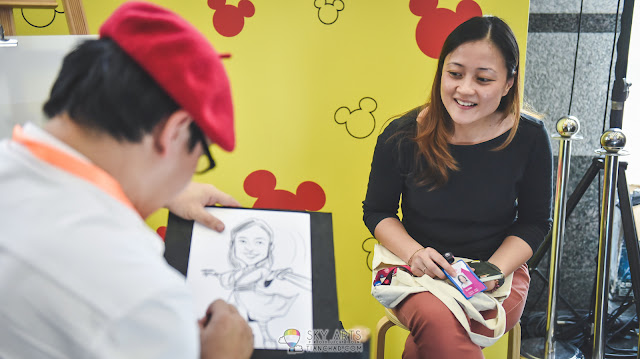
[234,225,271,266]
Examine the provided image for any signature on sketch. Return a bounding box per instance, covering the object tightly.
[201,218,311,348]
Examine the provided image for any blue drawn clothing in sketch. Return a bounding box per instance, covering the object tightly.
[218,267,297,322]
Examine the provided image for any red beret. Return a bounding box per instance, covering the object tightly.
[99,1,235,151]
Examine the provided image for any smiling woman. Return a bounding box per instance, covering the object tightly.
[363,16,552,359]
[440,39,515,145]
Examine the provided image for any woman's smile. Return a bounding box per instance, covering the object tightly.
[440,39,514,132]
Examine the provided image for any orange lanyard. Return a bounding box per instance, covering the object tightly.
[12,125,136,212]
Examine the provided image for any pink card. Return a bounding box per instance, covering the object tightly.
[444,260,487,299]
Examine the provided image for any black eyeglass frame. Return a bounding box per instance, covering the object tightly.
[194,130,216,175]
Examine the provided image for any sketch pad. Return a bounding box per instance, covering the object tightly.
[164,207,346,358]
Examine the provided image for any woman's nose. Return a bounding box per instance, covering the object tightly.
[457,78,475,95]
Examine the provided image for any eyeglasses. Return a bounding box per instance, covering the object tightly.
[195,130,216,174]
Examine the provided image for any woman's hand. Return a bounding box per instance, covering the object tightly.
[409,247,456,279]
[484,279,499,292]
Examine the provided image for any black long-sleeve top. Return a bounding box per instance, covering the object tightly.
[363,108,553,261]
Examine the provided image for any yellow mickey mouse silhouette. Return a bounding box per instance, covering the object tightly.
[314,0,345,25]
[334,97,378,139]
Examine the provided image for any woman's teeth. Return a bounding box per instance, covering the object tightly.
[455,99,476,107]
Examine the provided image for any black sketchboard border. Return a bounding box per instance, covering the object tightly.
[164,207,354,358]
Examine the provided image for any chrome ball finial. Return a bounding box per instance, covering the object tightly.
[556,116,580,137]
[600,128,626,153]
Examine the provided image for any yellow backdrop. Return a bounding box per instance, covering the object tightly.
[14,1,530,357]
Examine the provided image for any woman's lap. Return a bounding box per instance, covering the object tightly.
[394,265,530,359]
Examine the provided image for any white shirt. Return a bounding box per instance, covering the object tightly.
[0,123,199,358]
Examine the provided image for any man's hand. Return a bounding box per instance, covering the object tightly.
[166,182,241,232]
[199,300,253,359]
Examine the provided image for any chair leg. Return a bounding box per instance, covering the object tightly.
[507,322,521,359]
[375,316,396,359]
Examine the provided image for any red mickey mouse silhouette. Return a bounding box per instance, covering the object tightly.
[244,170,326,211]
[156,226,167,240]
[410,0,482,59]
[208,0,255,37]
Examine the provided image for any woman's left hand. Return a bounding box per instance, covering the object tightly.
[166,181,241,232]
[484,279,499,292]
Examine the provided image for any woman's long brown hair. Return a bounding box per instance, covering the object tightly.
[413,16,521,189]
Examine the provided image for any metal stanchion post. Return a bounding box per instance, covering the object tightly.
[592,128,627,359]
[544,117,583,359]
[521,118,584,359]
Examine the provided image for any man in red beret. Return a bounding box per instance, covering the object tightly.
[0,2,252,358]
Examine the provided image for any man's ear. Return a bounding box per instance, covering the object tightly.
[153,109,192,156]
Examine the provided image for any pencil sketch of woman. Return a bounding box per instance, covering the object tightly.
[201,218,311,348]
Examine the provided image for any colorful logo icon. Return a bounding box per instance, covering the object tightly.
[279,328,303,353]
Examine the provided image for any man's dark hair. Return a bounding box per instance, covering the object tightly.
[43,38,202,151]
